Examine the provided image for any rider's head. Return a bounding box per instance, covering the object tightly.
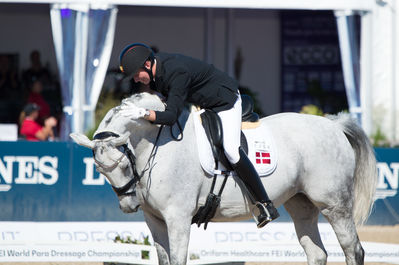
[119,43,155,82]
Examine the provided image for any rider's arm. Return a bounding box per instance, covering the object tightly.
[151,71,191,126]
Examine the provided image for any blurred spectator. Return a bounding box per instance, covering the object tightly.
[22,50,63,124]
[22,50,52,89]
[0,54,19,97]
[19,103,57,141]
[27,80,51,123]
[0,54,21,123]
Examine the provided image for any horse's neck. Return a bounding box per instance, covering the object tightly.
[135,108,197,181]
[135,109,208,215]
[131,122,161,155]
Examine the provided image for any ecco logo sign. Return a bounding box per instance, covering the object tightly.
[0,156,58,191]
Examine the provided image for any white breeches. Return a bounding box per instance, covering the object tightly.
[217,94,242,165]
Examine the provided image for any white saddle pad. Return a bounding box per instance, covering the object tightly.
[193,109,277,177]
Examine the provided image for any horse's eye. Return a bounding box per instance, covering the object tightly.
[117,145,125,153]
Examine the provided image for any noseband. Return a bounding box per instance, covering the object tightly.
[93,131,141,197]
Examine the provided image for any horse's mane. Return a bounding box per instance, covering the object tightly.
[121,92,166,112]
[96,92,166,133]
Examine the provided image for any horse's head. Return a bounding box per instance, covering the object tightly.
[70,92,167,213]
[70,131,141,213]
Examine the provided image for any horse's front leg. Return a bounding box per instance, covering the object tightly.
[164,211,193,265]
[144,212,171,265]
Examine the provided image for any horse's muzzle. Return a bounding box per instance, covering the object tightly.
[119,205,140,213]
[119,202,140,213]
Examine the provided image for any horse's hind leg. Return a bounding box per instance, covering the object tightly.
[321,208,364,265]
[284,193,327,265]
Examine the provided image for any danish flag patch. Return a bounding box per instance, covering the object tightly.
[255,151,271,164]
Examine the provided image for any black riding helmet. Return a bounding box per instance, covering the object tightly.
[119,43,155,81]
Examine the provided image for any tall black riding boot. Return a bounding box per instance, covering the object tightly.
[232,147,279,228]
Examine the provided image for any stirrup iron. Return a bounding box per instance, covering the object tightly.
[251,202,273,228]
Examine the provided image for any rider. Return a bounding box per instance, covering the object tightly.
[119,43,279,228]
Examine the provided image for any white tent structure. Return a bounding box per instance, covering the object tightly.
[2,0,398,143]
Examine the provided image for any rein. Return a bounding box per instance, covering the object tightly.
[92,126,164,197]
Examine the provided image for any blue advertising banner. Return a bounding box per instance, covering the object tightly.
[0,141,143,221]
[0,142,398,225]
[368,148,399,225]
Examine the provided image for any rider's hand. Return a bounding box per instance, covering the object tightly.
[120,102,147,119]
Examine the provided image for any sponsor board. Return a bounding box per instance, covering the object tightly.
[188,242,399,264]
[0,222,155,264]
[0,243,155,264]
[0,142,398,224]
[0,141,142,221]
[0,222,398,264]
[376,152,399,199]
[189,223,399,263]
[370,148,399,225]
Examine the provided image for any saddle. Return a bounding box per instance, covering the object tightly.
[192,94,260,229]
[199,94,258,170]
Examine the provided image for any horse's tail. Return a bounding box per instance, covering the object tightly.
[328,113,377,226]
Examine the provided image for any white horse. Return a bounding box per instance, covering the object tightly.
[71,92,377,265]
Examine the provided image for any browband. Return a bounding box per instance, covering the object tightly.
[93,131,120,140]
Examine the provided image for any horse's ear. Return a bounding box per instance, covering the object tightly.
[110,132,130,147]
[70,133,95,149]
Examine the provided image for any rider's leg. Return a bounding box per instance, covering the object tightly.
[233,147,279,227]
[218,94,279,228]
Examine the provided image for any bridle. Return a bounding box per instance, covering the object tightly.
[93,131,141,196]
[92,127,164,197]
